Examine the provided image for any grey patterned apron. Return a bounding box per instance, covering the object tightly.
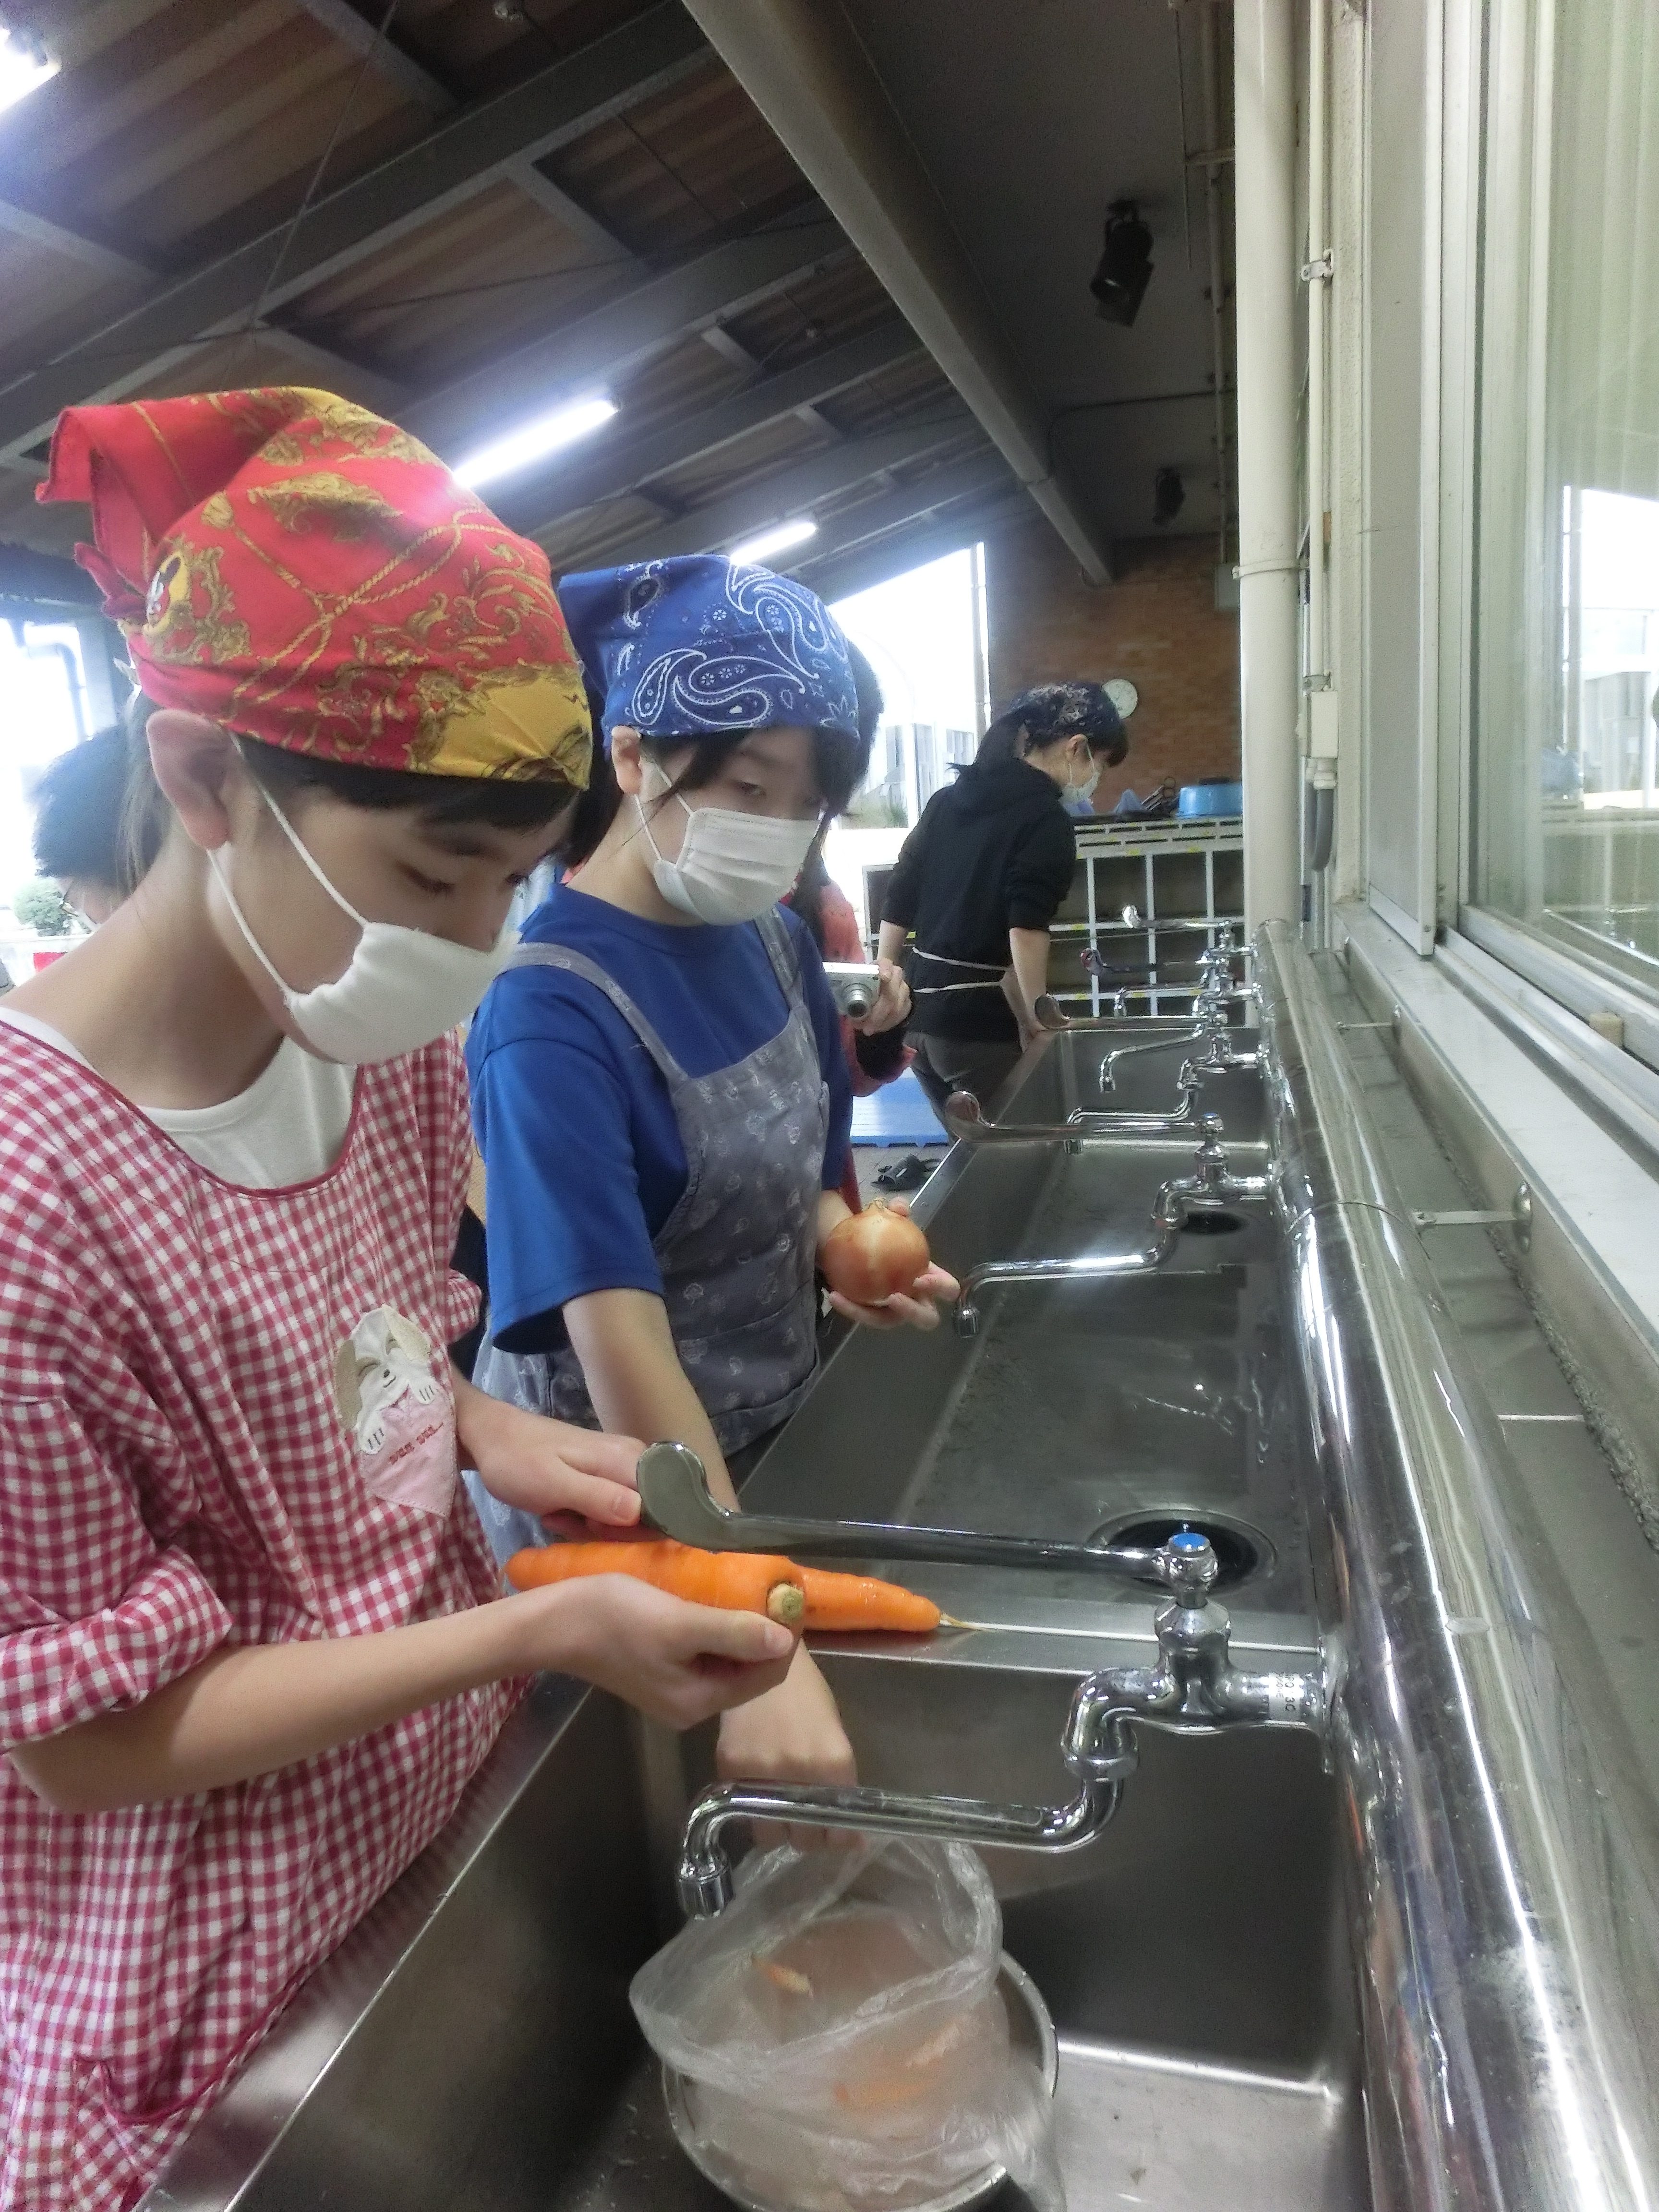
[466,908,830,1563]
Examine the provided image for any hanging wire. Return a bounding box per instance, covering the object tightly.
[233,0,408,380]
[502,0,825,364]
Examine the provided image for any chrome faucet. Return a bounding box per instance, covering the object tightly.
[954,1213,1178,1336]
[942,1060,1205,1150]
[1182,1023,1261,1079]
[950,1116,1270,1334]
[1099,935,1259,1092]
[677,1533,1331,1915]
[1154,1114,1272,1220]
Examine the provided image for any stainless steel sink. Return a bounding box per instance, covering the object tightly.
[146,934,1659,2212]
[148,1014,1356,2212]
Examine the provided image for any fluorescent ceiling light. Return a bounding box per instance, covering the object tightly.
[729,517,818,566]
[452,397,616,490]
[0,21,58,114]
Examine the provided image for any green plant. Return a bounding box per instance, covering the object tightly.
[12,879,73,936]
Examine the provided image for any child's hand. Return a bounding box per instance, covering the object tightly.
[827,1259,959,1332]
[519,1575,798,1728]
[847,959,910,1036]
[456,1381,644,1536]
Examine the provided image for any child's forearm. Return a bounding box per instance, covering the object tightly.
[6,1590,551,1816]
[563,1286,742,1509]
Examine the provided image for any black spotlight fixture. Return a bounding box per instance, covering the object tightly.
[1153,466,1185,526]
[1090,200,1154,326]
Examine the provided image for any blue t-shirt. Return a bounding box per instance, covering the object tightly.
[466,883,853,1354]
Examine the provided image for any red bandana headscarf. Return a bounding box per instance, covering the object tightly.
[38,385,592,788]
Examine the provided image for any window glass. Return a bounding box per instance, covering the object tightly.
[1472,0,1659,991]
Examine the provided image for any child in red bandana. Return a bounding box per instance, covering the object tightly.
[0,390,799,2212]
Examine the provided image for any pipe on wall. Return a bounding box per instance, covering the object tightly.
[1234,0,1301,926]
[676,0,1114,587]
[1304,0,1338,909]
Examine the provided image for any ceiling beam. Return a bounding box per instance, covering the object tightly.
[794,488,1029,604]
[571,410,979,568]
[253,324,408,413]
[512,317,920,538]
[678,0,1112,583]
[0,192,404,419]
[291,0,457,113]
[790,448,1012,567]
[0,195,150,284]
[291,1,637,261]
[0,542,101,606]
[403,218,847,458]
[0,3,708,459]
[508,163,637,260]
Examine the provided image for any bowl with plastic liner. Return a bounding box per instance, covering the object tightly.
[632,1839,1065,2212]
[662,1950,1058,2212]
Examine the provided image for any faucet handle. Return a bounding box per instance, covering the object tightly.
[1158,1528,1220,1606]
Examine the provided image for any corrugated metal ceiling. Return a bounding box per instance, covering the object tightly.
[0,0,1011,607]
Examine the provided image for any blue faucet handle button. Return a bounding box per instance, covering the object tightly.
[1169,1529,1211,1554]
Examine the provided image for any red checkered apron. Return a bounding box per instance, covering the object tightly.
[0,1028,515,2210]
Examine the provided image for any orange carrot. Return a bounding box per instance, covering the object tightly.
[799,1565,941,1635]
[505,1538,805,1626]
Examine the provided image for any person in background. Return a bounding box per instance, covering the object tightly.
[878,682,1126,1116]
[783,643,913,1212]
[0,390,800,2212]
[28,722,156,924]
[465,554,953,1789]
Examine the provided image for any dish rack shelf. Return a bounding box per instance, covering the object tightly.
[1050,818,1246,1017]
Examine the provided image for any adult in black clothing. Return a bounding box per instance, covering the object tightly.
[878,683,1126,1114]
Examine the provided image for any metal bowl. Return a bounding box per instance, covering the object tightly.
[661,1952,1058,2212]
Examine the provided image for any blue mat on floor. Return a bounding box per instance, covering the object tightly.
[851,1068,947,1145]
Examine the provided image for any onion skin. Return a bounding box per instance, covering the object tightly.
[819,1202,932,1304]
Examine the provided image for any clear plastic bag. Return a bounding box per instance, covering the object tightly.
[631,1838,1065,2212]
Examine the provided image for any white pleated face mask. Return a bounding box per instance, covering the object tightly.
[637,764,820,926]
[211,789,515,1064]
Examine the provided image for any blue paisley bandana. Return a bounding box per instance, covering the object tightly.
[559,554,859,745]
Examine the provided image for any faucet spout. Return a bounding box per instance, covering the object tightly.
[945,1070,1204,1147]
[678,1765,1127,1917]
[953,1217,1178,1336]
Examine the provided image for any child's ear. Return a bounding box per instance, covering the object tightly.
[146,712,244,853]
[610,726,646,796]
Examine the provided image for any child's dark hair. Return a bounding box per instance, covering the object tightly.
[32,726,148,895]
[557,645,881,874]
[976,682,1127,769]
[116,692,583,887]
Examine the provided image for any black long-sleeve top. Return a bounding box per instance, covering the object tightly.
[883,756,1076,1042]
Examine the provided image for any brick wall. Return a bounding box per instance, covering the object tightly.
[982,516,1240,812]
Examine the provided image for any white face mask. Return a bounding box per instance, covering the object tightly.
[1069,745,1102,805]
[211,789,515,1064]
[636,765,819,925]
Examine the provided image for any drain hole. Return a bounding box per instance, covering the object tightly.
[1087,1511,1274,1592]
[1179,1209,1244,1235]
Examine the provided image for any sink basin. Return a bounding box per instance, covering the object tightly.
[740,1096,1307,1628]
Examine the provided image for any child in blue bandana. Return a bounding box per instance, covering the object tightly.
[466,555,957,1787]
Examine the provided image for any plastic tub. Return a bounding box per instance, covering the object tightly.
[1177,781,1243,819]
